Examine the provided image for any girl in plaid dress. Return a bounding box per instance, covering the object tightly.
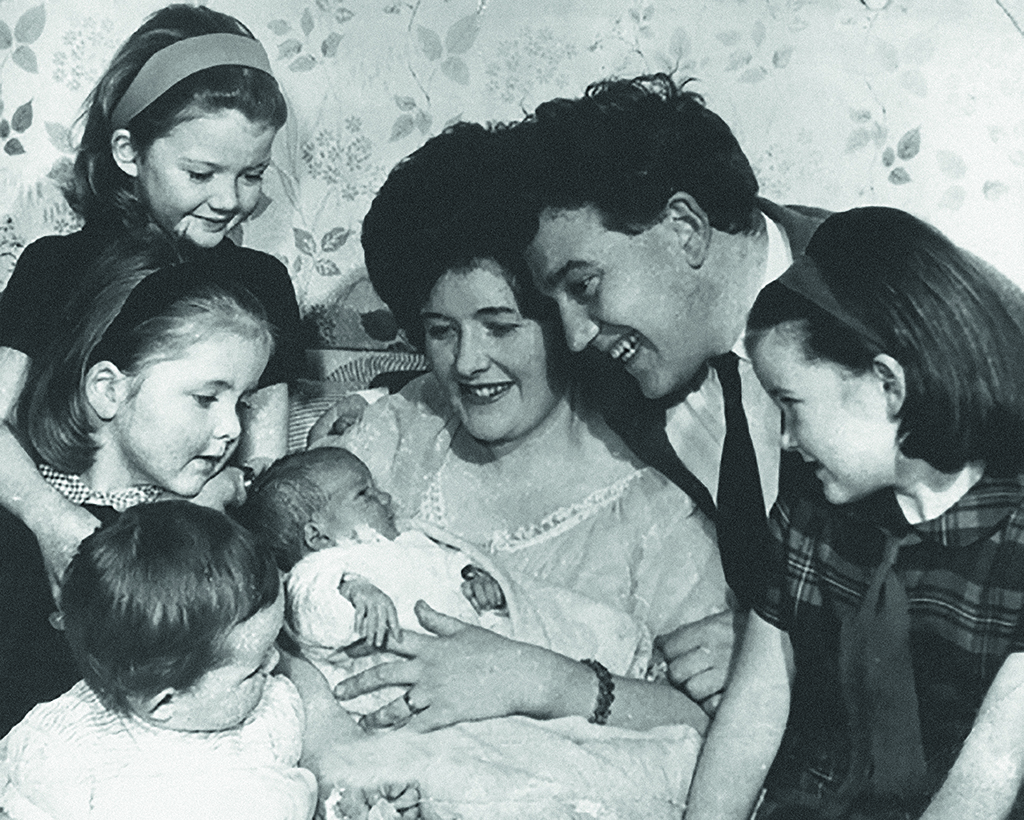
[686,207,1024,820]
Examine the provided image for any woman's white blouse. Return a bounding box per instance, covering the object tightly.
[342,374,729,639]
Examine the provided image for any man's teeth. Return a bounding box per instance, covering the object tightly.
[609,333,640,363]
[465,383,510,398]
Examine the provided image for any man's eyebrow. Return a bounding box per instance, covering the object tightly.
[542,260,593,291]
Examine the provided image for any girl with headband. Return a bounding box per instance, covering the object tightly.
[685,207,1024,820]
[1,230,422,816]
[0,228,277,735]
[0,5,302,602]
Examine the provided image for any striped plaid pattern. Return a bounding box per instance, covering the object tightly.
[755,468,1024,810]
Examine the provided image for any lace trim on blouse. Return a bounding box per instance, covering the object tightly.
[418,468,646,553]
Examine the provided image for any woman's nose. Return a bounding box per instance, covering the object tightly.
[454,330,489,376]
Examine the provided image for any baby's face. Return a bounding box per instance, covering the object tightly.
[315,453,399,542]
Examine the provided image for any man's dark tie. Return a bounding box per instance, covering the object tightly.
[588,348,769,606]
[712,351,768,607]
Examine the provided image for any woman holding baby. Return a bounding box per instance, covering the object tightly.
[306,122,732,753]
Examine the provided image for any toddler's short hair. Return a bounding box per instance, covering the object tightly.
[61,500,280,715]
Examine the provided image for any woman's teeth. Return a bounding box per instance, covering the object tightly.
[463,383,512,399]
[609,332,640,364]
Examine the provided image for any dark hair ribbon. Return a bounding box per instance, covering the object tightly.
[88,263,213,368]
[777,254,887,350]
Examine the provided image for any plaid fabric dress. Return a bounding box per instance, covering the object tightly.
[755,465,1024,819]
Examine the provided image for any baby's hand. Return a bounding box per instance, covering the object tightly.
[324,781,421,819]
[339,578,401,648]
[460,564,506,613]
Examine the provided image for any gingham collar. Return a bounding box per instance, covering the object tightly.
[38,464,164,512]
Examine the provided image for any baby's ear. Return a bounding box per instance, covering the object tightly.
[302,520,332,552]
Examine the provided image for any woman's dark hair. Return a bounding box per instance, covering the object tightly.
[747,206,1024,476]
[362,121,556,350]
[61,500,280,715]
[519,73,760,234]
[20,229,273,475]
[67,4,287,229]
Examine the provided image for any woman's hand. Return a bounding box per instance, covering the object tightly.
[655,608,742,714]
[333,601,567,732]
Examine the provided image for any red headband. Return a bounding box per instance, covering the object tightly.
[111,33,274,130]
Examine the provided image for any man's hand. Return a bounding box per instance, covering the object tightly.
[656,608,743,714]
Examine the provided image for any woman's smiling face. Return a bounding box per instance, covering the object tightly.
[422,261,565,452]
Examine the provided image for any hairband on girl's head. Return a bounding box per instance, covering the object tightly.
[88,262,212,368]
[777,254,887,350]
[111,33,274,130]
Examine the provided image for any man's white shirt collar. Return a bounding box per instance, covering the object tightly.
[734,212,793,359]
[666,212,793,510]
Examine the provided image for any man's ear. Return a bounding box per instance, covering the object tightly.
[84,361,129,422]
[303,520,333,552]
[127,688,177,724]
[110,129,140,178]
[664,192,711,268]
[872,353,906,417]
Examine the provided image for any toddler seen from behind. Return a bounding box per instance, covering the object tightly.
[0,501,316,820]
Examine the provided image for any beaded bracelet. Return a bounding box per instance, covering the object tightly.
[581,658,615,725]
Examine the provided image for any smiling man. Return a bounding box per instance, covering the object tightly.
[508,74,830,704]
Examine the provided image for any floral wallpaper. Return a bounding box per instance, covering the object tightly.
[2,0,1024,352]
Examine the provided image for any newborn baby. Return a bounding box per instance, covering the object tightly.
[241,447,513,714]
[241,447,651,717]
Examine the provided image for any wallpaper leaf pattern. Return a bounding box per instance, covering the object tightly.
[1,0,1023,351]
